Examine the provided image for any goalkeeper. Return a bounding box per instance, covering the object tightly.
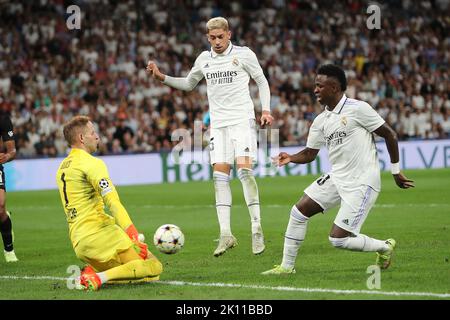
[56,116,162,291]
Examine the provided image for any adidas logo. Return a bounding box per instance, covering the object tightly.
[244,147,250,152]
[204,63,209,68]
[342,219,349,225]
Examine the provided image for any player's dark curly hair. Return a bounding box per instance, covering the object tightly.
[317,64,347,91]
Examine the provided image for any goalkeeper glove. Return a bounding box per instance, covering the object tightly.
[125,224,148,260]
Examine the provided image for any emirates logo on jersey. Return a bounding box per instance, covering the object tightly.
[206,70,237,85]
[326,131,347,148]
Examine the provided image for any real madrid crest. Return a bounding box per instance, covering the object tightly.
[232,57,239,66]
[341,116,347,126]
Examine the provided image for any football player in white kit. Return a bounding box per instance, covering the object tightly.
[262,64,414,275]
[146,17,273,256]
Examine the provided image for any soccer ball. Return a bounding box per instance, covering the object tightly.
[153,224,184,254]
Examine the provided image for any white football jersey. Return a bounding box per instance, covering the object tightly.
[183,43,266,128]
[306,94,385,191]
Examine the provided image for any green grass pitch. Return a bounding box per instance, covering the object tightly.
[1,169,449,300]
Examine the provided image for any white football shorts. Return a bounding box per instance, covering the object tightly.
[209,119,257,165]
[304,173,379,234]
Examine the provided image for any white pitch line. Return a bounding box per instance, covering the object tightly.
[10,203,450,210]
[0,275,449,299]
[0,275,67,281]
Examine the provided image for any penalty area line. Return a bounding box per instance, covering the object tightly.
[158,280,450,298]
[0,275,449,298]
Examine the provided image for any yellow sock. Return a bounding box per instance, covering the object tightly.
[104,257,163,281]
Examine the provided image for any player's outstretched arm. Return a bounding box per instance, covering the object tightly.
[146,60,203,91]
[146,61,165,82]
[272,148,319,167]
[374,123,415,189]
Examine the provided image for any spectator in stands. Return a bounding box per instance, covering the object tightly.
[0,0,447,158]
[113,114,135,152]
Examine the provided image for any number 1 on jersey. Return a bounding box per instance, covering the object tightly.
[61,173,69,207]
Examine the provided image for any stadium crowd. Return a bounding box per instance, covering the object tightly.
[0,0,449,158]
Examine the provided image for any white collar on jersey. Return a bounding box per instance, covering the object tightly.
[326,94,348,114]
[210,41,233,58]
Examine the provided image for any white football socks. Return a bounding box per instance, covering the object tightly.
[281,205,309,270]
[329,234,389,252]
[213,171,232,237]
[237,168,262,234]
[97,272,108,284]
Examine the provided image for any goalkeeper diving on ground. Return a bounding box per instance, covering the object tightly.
[56,115,162,291]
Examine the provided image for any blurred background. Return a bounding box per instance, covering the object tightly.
[0,0,448,160]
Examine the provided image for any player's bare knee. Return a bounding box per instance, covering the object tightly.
[236,157,252,168]
[213,163,231,175]
[329,224,352,239]
[295,202,305,215]
[297,194,324,218]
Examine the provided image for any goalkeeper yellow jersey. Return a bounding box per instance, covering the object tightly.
[56,148,122,248]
